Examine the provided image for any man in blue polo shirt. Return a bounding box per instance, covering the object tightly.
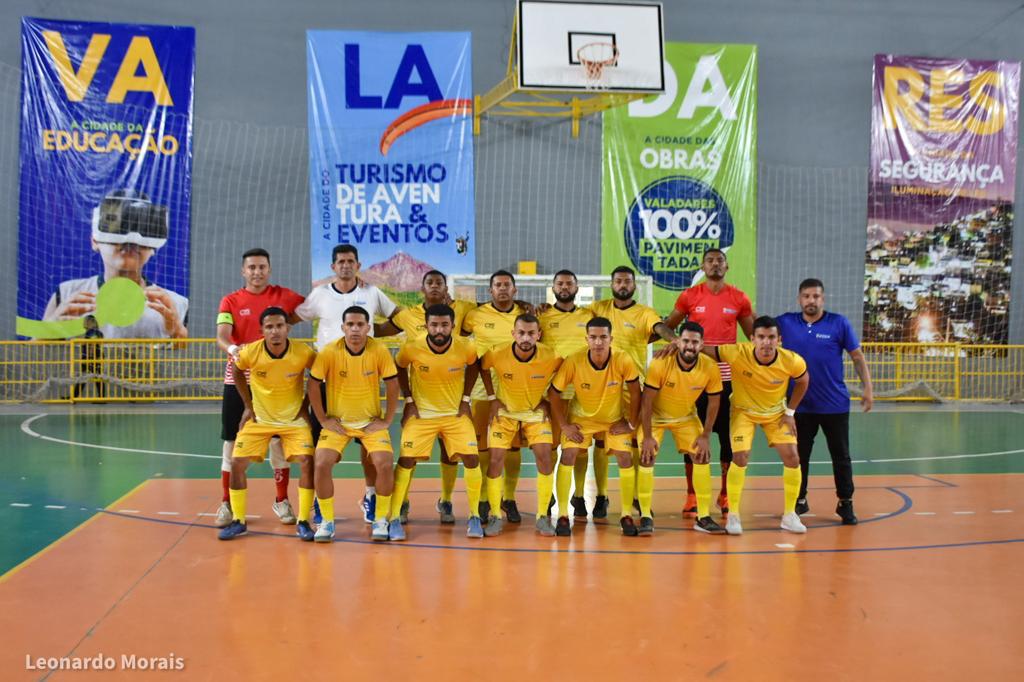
[777,278,874,525]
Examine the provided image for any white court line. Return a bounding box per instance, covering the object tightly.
[953,511,975,515]
[915,512,936,516]
[44,504,66,510]
[19,414,1024,467]
[156,511,180,516]
[117,509,140,514]
[775,543,795,549]
[10,503,30,508]
[992,509,1013,514]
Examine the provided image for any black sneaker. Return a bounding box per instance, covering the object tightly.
[478,500,490,523]
[570,495,588,518]
[620,516,639,537]
[836,500,858,525]
[592,495,609,519]
[693,515,726,534]
[555,516,572,536]
[638,516,654,536]
[501,499,522,524]
[795,498,810,515]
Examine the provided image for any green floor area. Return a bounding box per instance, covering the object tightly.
[2,409,1023,573]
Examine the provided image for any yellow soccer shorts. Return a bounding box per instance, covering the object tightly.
[730,409,797,450]
[489,415,553,448]
[400,414,478,460]
[233,422,313,462]
[560,417,632,453]
[317,424,393,460]
[473,400,522,451]
[647,417,703,455]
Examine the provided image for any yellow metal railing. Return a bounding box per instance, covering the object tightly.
[3,339,1023,403]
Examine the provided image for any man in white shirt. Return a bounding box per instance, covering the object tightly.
[296,244,399,522]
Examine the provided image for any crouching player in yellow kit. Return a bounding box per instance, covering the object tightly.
[704,315,810,535]
[392,304,484,540]
[640,322,725,535]
[549,317,641,537]
[308,306,399,543]
[480,314,563,536]
[219,307,316,540]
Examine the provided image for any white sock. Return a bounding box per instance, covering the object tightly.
[221,440,233,473]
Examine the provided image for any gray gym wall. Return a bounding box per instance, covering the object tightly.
[1,0,1023,342]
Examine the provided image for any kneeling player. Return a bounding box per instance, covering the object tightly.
[219,307,316,540]
[308,306,399,543]
[549,317,640,537]
[640,322,725,535]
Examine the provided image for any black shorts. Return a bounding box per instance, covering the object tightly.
[221,383,245,441]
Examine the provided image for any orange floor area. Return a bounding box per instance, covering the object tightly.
[3,475,1023,680]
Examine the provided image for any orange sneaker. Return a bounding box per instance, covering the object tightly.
[682,493,697,517]
[717,492,729,516]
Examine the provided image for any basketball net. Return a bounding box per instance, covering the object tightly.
[577,42,618,90]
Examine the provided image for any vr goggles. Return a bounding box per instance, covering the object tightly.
[91,190,169,249]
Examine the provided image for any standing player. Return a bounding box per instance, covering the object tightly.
[538,270,593,516]
[589,266,680,518]
[480,314,563,536]
[376,269,476,522]
[296,244,398,523]
[777,278,873,525]
[392,304,484,540]
[215,248,305,528]
[664,248,755,518]
[308,306,399,543]
[640,322,725,535]
[219,307,316,540]
[549,317,641,537]
[461,271,528,523]
[703,316,810,535]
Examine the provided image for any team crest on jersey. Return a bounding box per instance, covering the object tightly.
[694,306,706,313]
[503,372,514,380]
[240,308,251,316]
[743,370,753,377]
[403,441,414,448]
[666,381,676,388]
[484,322,495,329]
[418,365,429,372]
[581,382,591,390]
[550,322,560,328]
[339,370,348,378]
[256,370,267,378]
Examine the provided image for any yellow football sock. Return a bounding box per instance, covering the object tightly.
[556,463,574,517]
[637,465,654,518]
[727,464,748,516]
[374,494,391,522]
[536,471,554,518]
[618,465,636,518]
[390,465,414,518]
[486,475,504,517]
[783,465,802,514]
[229,488,247,523]
[439,462,458,502]
[594,446,609,496]
[693,463,712,518]
[503,451,521,500]
[319,496,334,524]
[297,487,314,523]
[572,453,588,496]
[464,465,483,518]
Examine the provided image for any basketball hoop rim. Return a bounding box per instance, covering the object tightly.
[576,41,619,68]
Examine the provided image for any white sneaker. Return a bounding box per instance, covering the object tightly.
[780,512,807,534]
[371,518,389,541]
[725,513,743,536]
[214,501,232,528]
[272,499,297,525]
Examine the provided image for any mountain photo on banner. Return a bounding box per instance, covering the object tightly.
[602,42,757,313]
[306,31,474,306]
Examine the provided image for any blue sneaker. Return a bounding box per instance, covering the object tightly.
[314,520,335,543]
[467,515,484,539]
[371,518,389,541]
[360,493,376,524]
[218,520,247,540]
[312,498,322,524]
[388,518,406,541]
[296,520,315,541]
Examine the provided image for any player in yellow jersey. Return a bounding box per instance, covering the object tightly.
[479,314,563,536]
[219,307,316,540]
[640,322,725,535]
[703,316,810,535]
[393,304,484,540]
[537,270,593,517]
[375,269,476,523]
[462,270,529,523]
[548,317,641,537]
[587,266,682,518]
[308,306,399,543]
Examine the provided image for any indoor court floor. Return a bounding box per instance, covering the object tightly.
[2,404,1023,679]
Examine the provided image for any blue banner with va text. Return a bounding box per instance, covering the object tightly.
[306,31,474,303]
[17,17,194,340]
